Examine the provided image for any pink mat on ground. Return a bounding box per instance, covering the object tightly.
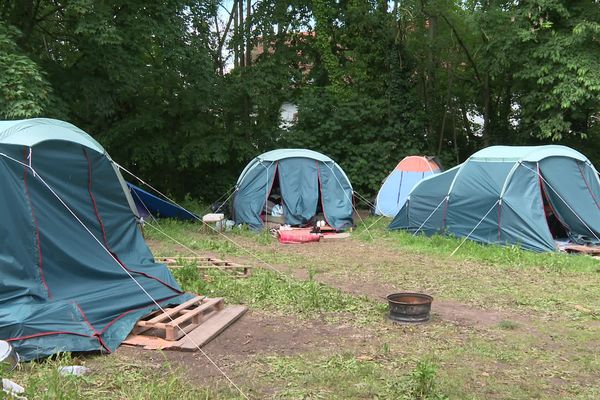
[278,228,321,244]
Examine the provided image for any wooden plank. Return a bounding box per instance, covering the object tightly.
[135,297,223,340]
[122,305,247,351]
[166,262,252,278]
[122,334,174,350]
[562,244,600,255]
[322,232,351,240]
[175,305,247,350]
[144,295,205,324]
[166,298,223,328]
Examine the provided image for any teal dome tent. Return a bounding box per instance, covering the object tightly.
[233,149,354,230]
[0,118,190,360]
[390,145,600,252]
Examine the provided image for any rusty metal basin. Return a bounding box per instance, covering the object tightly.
[387,293,433,323]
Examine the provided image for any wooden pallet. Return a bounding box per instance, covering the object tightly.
[158,256,252,278]
[123,296,247,351]
[561,244,600,255]
[132,296,223,341]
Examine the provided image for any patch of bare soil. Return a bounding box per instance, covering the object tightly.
[151,232,539,331]
[267,239,537,331]
[115,310,369,384]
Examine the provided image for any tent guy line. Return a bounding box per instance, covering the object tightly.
[117,163,293,279]
[0,151,250,400]
[412,196,448,237]
[129,188,241,278]
[322,161,374,240]
[450,199,501,256]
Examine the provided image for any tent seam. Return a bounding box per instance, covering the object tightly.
[576,162,600,211]
[22,147,51,299]
[316,161,335,228]
[82,147,184,294]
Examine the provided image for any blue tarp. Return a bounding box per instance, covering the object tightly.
[127,183,197,221]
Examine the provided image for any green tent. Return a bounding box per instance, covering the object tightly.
[0,118,190,360]
[233,149,354,230]
[390,145,600,252]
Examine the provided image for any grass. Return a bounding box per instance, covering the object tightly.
[147,218,600,318]
[354,216,600,273]
[497,319,520,330]
[147,216,600,274]
[172,265,387,325]
[4,353,243,400]
[255,353,448,400]
[14,215,595,399]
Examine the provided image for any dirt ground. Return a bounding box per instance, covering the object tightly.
[122,231,599,399]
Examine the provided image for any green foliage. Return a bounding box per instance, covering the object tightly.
[0,22,49,118]
[514,0,600,140]
[408,360,447,400]
[288,88,423,194]
[1,0,600,200]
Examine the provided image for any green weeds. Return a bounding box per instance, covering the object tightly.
[172,265,386,324]
[6,353,242,400]
[258,353,447,400]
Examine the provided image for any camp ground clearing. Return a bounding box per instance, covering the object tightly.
[2,216,598,399]
[0,120,599,399]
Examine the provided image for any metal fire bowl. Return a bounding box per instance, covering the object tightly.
[387,292,433,323]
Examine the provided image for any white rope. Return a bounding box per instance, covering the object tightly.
[117,163,292,279]
[129,188,240,278]
[213,188,237,214]
[322,163,373,240]
[412,196,448,236]
[356,214,387,238]
[0,152,250,400]
[354,190,375,209]
[520,162,600,243]
[450,199,500,256]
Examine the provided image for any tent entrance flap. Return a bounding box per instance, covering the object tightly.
[538,158,600,244]
[539,179,569,239]
[278,158,319,226]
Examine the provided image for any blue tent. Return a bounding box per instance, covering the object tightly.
[127,182,197,221]
[374,156,442,217]
[0,118,190,360]
[390,145,600,252]
[233,149,354,230]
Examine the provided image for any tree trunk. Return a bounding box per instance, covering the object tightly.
[238,0,245,67]
[216,0,237,75]
[482,73,491,146]
[233,2,239,68]
[245,0,252,67]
